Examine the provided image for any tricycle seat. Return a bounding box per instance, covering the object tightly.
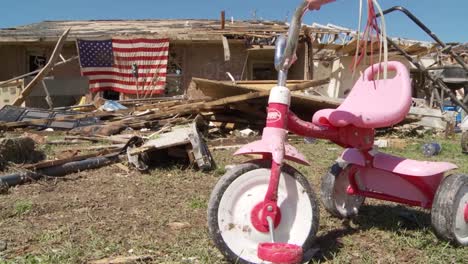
[313,61,412,129]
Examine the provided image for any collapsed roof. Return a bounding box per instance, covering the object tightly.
[0,19,438,57]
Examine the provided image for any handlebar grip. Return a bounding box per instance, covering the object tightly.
[306,0,336,11]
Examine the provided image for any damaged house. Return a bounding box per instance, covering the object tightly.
[0,17,447,108]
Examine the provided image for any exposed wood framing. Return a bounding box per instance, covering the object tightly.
[12,28,70,106]
[221,35,230,61]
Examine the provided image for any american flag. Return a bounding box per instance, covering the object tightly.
[77,38,169,95]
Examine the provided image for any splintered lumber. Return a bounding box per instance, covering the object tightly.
[127,125,194,155]
[191,78,314,98]
[22,149,118,170]
[192,77,336,119]
[202,114,265,126]
[120,78,329,126]
[0,99,203,130]
[12,28,71,106]
[89,255,156,264]
[0,80,327,131]
[94,79,328,129]
[66,144,124,152]
[203,78,330,107]
[64,135,128,144]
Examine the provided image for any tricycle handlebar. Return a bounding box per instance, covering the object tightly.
[276,1,308,71]
[276,0,335,86]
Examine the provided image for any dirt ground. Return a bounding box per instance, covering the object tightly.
[0,133,468,263]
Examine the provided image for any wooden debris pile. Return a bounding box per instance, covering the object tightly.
[0,78,329,136]
[0,78,329,188]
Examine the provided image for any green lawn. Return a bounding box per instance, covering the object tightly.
[0,133,467,263]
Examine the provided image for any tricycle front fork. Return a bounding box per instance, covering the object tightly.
[252,85,339,232]
[249,85,290,232]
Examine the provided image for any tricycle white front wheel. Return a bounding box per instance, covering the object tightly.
[207,161,319,264]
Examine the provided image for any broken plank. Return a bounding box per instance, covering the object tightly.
[119,79,329,127]
[335,38,358,54]
[202,79,330,108]
[113,163,130,173]
[88,255,156,264]
[63,136,106,142]
[221,35,230,61]
[22,149,118,170]
[66,144,124,152]
[0,99,203,130]
[127,126,193,155]
[203,114,265,126]
[192,78,311,98]
[45,140,90,145]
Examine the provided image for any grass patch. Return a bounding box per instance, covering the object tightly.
[383,134,468,172]
[189,196,207,209]
[13,200,33,216]
[213,166,226,177]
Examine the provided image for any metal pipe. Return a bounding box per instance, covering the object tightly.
[277,0,308,73]
[384,36,468,113]
[371,7,468,113]
[376,6,467,71]
[0,155,120,188]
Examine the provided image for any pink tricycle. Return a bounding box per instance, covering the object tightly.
[207,1,468,263]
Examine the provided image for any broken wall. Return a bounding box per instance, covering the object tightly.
[0,43,86,107]
[186,42,308,98]
[0,45,27,80]
[0,45,26,106]
[50,45,82,78]
[185,42,248,81]
[325,54,412,98]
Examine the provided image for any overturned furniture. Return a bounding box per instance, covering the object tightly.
[127,120,215,171]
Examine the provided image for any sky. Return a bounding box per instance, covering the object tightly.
[0,0,466,42]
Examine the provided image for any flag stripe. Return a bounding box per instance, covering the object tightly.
[114,55,168,61]
[81,66,167,72]
[89,79,166,86]
[82,71,167,78]
[113,38,169,44]
[90,86,165,95]
[114,63,168,70]
[113,52,168,58]
[112,42,169,49]
[90,83,165,90]
[112,46,169,53]
[87,77,166,83]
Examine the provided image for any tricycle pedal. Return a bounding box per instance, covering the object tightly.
[257,242,303,264]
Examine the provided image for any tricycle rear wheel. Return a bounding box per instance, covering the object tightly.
[320,162,365,219]
[431,173,468,246]
[461,131,468,154]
